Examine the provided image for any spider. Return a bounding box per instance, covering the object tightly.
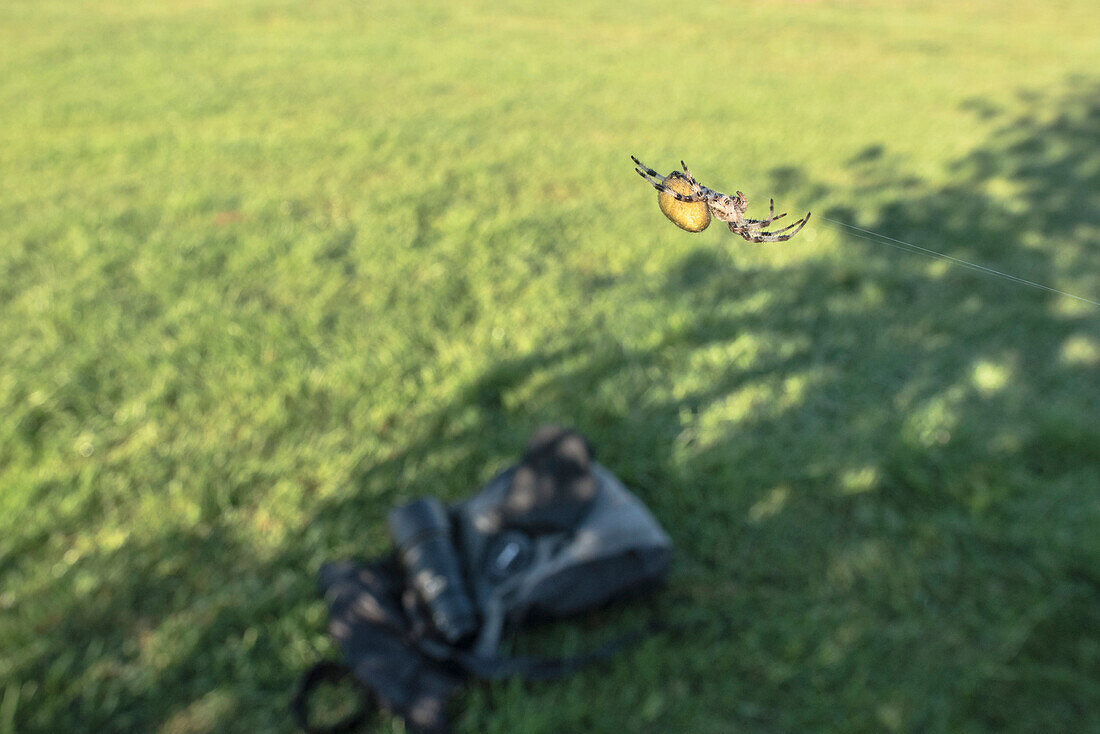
[632,155,811,242]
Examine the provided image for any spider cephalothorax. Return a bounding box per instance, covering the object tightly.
[632,155,811,242]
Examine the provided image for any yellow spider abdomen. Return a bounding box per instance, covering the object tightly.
[658,174,711,232]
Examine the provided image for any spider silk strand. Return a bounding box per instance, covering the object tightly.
[821,217,1100,307]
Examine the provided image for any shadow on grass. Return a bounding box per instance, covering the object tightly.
[6,80,1099,733]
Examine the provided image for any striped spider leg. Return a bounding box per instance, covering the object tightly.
[735,198,811,243]
[632,155,710,203]
[730,215,811,243]
[744,198,788,227]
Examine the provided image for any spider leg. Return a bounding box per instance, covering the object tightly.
[678,160,734,204]
[735,212,812,243]
[743,211,789,228]
[763,213,810,235]
[634,166,680,196]
[747,214,809,237]
[680,160,700,187]
[632,155,717,201]
[630,155,662,179]
[742,200,794,229]
[633,167,706,203]
[650,176,707,202]
[761,198,788,225]
[634,166,665,188]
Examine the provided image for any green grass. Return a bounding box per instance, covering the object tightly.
[2,1,1100,731]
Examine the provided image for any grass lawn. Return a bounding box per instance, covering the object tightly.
[2,0,1099,731]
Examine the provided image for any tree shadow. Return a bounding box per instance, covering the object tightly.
[6,80,1099,733]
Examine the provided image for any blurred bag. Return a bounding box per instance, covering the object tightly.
[294,426,672,734]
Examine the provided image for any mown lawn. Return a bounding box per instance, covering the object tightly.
[2,1,1099,732]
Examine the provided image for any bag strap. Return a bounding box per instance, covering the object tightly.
[291,661,373,734]
[418,589,734,683]
[416,619,665,682]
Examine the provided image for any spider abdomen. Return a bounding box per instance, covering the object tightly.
[657,173,711,232]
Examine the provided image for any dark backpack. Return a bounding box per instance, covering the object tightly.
[294,427,672,733]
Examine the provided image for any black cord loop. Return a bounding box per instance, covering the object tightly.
[292,661,373,734]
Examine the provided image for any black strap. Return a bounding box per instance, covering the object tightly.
[292,661,373,734]
[416,620,665,682]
